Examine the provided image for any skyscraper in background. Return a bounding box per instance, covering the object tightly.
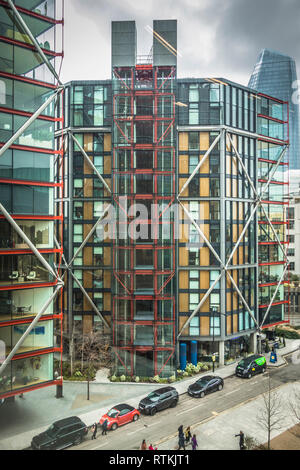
[249,48,300,171]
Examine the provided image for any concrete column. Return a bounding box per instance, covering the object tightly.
[250,332,257,354]
[219,340,224,366]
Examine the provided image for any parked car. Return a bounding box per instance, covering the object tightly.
[31,416,88,450]
[138,386,179,416]
[99,404,140,431]
[235,354,267,379]
[188,375,224,398]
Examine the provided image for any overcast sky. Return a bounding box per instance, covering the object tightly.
[60,0,300,86]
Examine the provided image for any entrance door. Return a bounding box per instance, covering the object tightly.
[135,351,153,377]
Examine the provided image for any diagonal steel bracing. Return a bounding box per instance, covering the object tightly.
[177,126,289,338]
[0,282,63,377]
[70,133,112,195]
[6,0,63,86]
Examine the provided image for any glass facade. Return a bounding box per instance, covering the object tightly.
[0,0,63,399]
[60,81,112,338]
[58,22,289,375]
[249,48,299,170]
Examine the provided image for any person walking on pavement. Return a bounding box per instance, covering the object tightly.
[235,430,245,450]
[185,426,192,444]
[140,439,147,450]
[91,423,98,440]
[178,424,184,438]
[102,418,108,435]
[191,434,198,450]
[178,433,186,450]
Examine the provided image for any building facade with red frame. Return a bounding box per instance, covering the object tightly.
[111,21,177,377]
[0,0,64,400]
[57,20,290,377]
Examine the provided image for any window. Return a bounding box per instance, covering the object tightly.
[189,316,200,336]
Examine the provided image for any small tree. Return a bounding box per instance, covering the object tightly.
[76,328,110,400]
[256,375,284,450]
[289,385,300,421]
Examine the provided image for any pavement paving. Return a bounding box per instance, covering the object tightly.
[0,338,299,450]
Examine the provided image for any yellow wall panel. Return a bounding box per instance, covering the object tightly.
[179,293,189,312]
[179,155,189,174]
[200,316,209,336]
[200,271,209,289]
[200,132,209,151]
[179,132,188,151]
[179,316,190,336]
[179,247,189,266]
[179,271,189,289]
[104,134,111,152]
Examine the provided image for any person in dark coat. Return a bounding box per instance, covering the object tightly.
[178,433,185,450]
[235,430,245,450]
[178,425,184,437]
[102,419,108,435]
[91,423,98,440]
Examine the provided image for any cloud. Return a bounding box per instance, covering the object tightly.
[60,0,300,86]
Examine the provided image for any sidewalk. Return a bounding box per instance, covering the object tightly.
[156,380,300,450]
[0,339,299,450]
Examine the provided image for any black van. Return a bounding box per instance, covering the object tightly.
[235,354,267,379]
[31,416,88,450]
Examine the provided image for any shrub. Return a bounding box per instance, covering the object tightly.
[202,365,209,371]
[74,370,83,377]
[110,375,117,382]
[153,375,160,383]
[183,371,189,377]
[120,374,126,382]
[135,376,140,383]
[168,375,176,383]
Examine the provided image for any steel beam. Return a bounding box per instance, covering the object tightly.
[178,131,223,197]
[0,282,63,377]
[70,133,112,195]
[0,88,62,157]
[0,202,59,280]
[6,0,62,85]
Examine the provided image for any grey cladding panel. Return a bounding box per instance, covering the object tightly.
[153,20,177,66]
[112,21,136,67]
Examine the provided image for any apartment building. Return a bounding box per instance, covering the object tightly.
[0,0,64,400]
[60,20,289,377]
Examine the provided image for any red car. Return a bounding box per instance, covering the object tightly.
[99,403,140,431]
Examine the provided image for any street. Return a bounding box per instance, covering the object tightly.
[70,355,300,451]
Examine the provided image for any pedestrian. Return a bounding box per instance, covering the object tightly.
[140,439,147,450]
[91,423,98,440]
[178,433,185,450]
[191,434,198,450]
[102,418,108,435]
[235,430,245,450]
[148,443,154,450]
[184,426,191,444]
[178,424,184,437]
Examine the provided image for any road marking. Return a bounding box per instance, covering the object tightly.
[90,442,109,450]
[223,388,240,396]
[177,403,203,415]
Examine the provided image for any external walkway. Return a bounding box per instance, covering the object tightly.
[0,339,299,450]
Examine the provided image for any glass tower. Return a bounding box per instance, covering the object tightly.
[249,48,300,170]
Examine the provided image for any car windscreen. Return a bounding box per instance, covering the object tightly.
[107,409,119,418]
[46,424,59,438]
[238,358,252,367]
[196,378,211,387]
[147,392,161,402]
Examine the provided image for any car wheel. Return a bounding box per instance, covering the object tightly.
[200,391,205,398]
[111,423,118,431]
[132,414,139,422]
[170,399,178,408]
[218,384,223,391]
[73,435,82,446]
[150,407,157,416]
[247,372,252,379]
